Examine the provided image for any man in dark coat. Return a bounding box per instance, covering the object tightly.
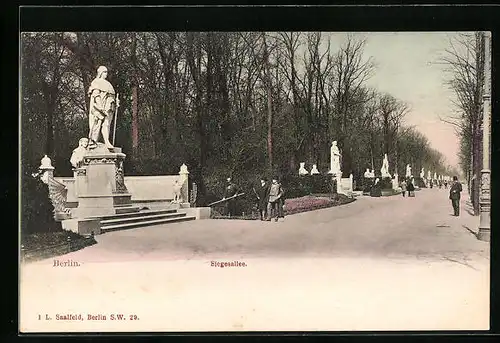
[277,180,286,220]
[449,176,463,216]
[256,178,270,220]
[267,178,283,222]
[223,177,238,216]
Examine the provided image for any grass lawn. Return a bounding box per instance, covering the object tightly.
[21,230,97,263]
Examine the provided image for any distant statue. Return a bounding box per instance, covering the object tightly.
[173,179,183,203]
[70,138,89,169]
[329,141,341,175]
[380,153,391,178]
[310,164,320,175]
[299,162,309,176]
[420,167,425,179]
[364,168,371,178]
[87,66,118,149]
[370,169,375,178]
[406,164,412,178]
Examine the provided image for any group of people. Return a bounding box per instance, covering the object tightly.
[400,175,463,216]
[399,178,415,197]
[255,178,286,222]
[221,177,286,221]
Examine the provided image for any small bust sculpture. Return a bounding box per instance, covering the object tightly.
[310,164,320,175]
[40,155,53,169]
[180,163,189,175]
[70,138,89,169]
[299,162,309,176]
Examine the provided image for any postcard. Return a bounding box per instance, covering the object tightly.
[19,28,491,332]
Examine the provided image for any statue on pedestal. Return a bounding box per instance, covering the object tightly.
[87,66,119,149]
[299,162,308,176]
[310,164,320,175]
[380,153,391,178]
[328,141,341,176]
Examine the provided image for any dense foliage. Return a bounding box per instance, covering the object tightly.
[21,32,454,231]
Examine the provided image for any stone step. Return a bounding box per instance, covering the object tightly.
[100,212,186,226]
[115,205,141,214]
[88,209,177,221]
[101,215,196,232]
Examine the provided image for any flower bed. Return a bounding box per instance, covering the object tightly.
[210,194,355,219]
[285,194,355,215]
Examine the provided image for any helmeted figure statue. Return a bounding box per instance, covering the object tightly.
[87,66,118,149]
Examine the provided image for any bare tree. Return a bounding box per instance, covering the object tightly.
[439,32,484,214]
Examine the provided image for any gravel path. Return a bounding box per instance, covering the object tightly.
[20,188,490,332]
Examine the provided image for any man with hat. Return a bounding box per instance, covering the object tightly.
[449,176,463,216]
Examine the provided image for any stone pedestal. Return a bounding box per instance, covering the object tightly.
[392,174,399,190]
[72,144,138,218]
[62,218,101,236]
[336,172,342,194]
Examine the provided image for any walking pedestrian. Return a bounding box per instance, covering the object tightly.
[267,177,283,222]
[277,179,286,221]
[407,178,415,197]
[449,176,463,216]
[400,178,407,197]
[223,177,238,217]
[256,178,270,220]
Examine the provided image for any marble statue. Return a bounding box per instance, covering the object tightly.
[70,138,89,169]
[406,164,412,178]
[173,179,183,203]
[328,141,341,175]
[420,168,425,179]
[380,153,391,178]
[87,66,119,149]
[370,169,375,178]
[310,164,320,175]
[299,162,309,176]
[364,168,371,178]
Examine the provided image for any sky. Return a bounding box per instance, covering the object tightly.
[331,32,462,169]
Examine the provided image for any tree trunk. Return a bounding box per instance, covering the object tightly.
[131,85,138,153]
[263,34,273,174]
